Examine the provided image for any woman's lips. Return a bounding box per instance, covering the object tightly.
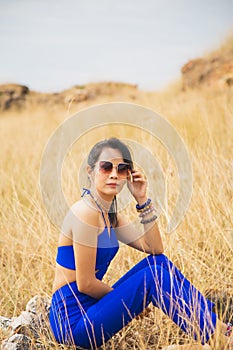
[107,183,118,187]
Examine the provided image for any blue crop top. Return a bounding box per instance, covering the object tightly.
[56,189,119,280]
[56,226,119,280]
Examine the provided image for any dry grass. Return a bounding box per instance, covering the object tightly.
[0,81,232,349]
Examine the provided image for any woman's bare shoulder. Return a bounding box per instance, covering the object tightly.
[64,198,99,228]
[58,199,99,245]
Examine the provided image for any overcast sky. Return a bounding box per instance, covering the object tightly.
[0,0,232,92]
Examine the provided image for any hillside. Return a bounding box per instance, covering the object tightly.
[0,82,139,111]
[181,33,233,89]
[0,33,232,111]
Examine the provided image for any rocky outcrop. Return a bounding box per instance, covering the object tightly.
[181,56,233,89]
[181,35,233,89]
[0,82,138,111]
[1,295,52,350]
[61,82,138,105]
[0,84,29,110]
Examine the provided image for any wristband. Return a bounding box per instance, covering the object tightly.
[140,214,157,225]
[139,206,155,217]
[136,198,151,210]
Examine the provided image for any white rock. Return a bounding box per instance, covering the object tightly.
[26,295,50,315]
[11,311,33,332]
[0,316,12,331]
[1,334,31,350]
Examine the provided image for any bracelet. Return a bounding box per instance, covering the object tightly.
[139,206,155,217]
[136,198,151,211]
[136,202,153,213]
[140,214,157,224]
[225,322,232,337]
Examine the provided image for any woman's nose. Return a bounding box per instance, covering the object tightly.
[110,166,118,178]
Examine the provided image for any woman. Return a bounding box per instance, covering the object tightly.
[49,138,232,349]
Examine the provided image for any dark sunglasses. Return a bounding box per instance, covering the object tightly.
[98,161,132,177]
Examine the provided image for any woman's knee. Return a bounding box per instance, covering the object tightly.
[147,253,169,266]
[138,253,169,269]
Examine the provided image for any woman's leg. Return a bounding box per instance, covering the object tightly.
[113,254,214,313]
[112,254,185,288]
[72,260,217,349]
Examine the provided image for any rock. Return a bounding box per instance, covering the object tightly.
[1,334,32,350]
[181,56,233,89]
[0,295,51,349]
[181,34,233,89]
[0,84,29,110]
[0,316,12,335]
[61,81,138,105]
[11,311,33,334]
[0,316,12,332]
[26,295,51,316]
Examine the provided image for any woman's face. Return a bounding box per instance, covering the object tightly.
[88,147,129,200]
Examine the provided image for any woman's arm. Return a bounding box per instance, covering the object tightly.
[115,168,164,255]
[69,202,113,299]
[115,213,164,255]
[73,242,113,299]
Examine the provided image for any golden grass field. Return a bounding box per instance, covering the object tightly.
[0,72,233,349]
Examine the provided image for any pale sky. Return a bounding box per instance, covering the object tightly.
[0,0,232,92]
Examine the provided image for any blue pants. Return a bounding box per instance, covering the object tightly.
[49,254,217,349]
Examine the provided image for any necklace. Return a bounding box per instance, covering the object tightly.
[82,188,112,213]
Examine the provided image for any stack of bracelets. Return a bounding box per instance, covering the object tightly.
[136,198,157,225]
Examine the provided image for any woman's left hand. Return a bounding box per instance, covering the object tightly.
[127,169,147,202]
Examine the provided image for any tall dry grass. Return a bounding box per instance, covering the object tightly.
[0,82,232,349]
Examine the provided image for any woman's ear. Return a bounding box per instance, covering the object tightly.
[87,165,93,180]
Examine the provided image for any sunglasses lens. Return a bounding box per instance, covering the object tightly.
[118,163,130,175]
[99,161,113,173]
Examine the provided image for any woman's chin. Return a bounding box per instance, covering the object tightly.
[102,186,121,196]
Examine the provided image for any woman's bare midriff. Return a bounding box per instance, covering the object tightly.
[52,233,76,294]
[52,231,101,294]
[52,263,100,294]
[52,264,76,294]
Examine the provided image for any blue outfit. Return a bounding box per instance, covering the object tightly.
[49,191,217,349]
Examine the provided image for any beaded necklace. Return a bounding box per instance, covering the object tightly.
[81,188,112,213]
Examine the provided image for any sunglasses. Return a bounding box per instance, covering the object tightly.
[98,161,132,177]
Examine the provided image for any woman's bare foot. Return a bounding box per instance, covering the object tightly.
[162,319,232,350]
[207,320,233,349]
[162,320,233,350]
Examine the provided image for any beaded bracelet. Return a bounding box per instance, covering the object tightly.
[136,202,153,213]
[225,322,232,337]
[139,206,155,217]
[136,198,151,211]
[140,214,157,225]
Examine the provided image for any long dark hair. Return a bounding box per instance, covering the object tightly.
[87,138,133,227]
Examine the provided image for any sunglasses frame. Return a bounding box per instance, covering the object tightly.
[98,160,132,178]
